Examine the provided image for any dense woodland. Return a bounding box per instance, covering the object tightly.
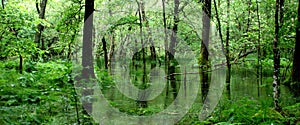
[1,0,300,124]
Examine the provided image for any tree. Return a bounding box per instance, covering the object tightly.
[199,0,211,102]
[273,0,281,112]
[35,0,48,52]
[81,0,95,115]
[256,0,262,90]
[213,0,231,91]
[225,0,231,91]
[101,36,108,69]
[107,0,115,69]
[292,0,300,89]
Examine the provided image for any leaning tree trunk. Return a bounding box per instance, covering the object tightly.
[273,0,281,112]
[292,0,300,88]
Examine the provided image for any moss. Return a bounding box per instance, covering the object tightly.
[198,53,211,69]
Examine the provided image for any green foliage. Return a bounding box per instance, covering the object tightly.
[0,1,37,59]
[0,61,94,124]
[0,0,299,124]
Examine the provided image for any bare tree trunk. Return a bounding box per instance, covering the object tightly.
[137,0,148,108]
[256,0,262,97]
[108,33,115,68]
[102,36,108,69]
[140,1,156,60]
[292,0,300,89]
[213,0,230,98]
[225,0,231,93]
[245,0,252,33]
[162,0,170,109]
[169,0,179,57]
[81,0,95,115]
[107,0,115,69]
[273,0,281,112]
[168,0,180,100]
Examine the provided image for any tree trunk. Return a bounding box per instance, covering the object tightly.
[168,0,180,100]
[225,0,231,92]
[108,33,115,69]
[81,0,95,115]
[273,0,281,112]
[34,0,47,50]
[136,0,148,108]
[162,0,170,109]
[102,36,108,69]
[2,0,4,9]
[245,0,252,33]
[199,0,211,102]
[162,0,169,70]
[213,0,231,97]
[107,0,114,69]
[292,0,300,87]
[19,54,22,74]
[256,0,262,97]
[169,0,179,56]
[140,1,156,60]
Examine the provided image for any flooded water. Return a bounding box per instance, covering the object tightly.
[93,59,298,124]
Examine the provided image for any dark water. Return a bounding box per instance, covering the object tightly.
[230,67,297,107]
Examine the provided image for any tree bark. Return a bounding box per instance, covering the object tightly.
[108,33,115,68]
[225,0,231,92]
[19,54,22,74]
[140,1,156,60]
[102,36,108,69]
[245,0,252,33]
[34,0,47,50]
[256,0,262,97]
[2,0,4,9]
[169,0,179,56]
[107,0,115,69]
[136,0,148,108]
[199,0,211,102]
[273,0,281,112]
[162,0,169,69]
[162,0,170,109]
[213,0,231,95]
[81,0,95,115]
[168,0,180,100]
[292,0,300,85]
